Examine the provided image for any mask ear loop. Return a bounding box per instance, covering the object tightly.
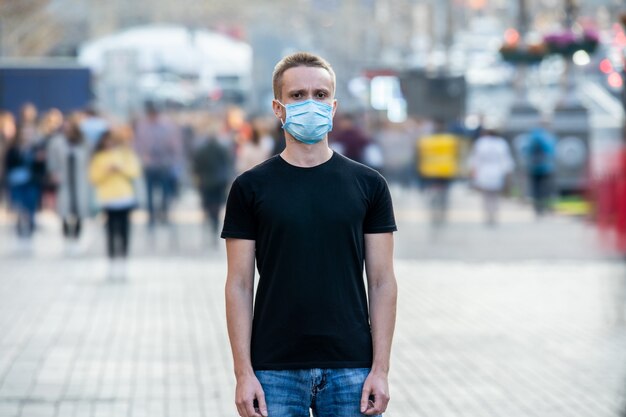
[275,100,286,127]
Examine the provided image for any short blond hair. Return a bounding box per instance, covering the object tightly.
[272,52,336,100]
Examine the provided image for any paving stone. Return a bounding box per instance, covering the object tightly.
[18,403,56,417]
[0,402,20,417]
[2,187,626,416]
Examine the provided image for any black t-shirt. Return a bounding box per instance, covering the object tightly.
[221,152,397,370]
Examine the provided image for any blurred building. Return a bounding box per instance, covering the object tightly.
[2,0,622,60]
[1,0,623,115]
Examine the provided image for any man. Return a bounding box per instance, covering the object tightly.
[416,119,461,226]
[468,128,514,226]
[222,52,398,417]
[192,124,234,247]
[524,126,556,217]
[134,101,184,227]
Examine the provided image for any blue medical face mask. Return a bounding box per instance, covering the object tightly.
[277,99,334,145]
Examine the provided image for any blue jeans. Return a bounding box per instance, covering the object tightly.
[144,167,176,226]
[255,368,380,417]
[530,173,552,216]
[9,183,40,237]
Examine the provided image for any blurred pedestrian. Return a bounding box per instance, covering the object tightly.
[19,103,48,211]
[416,119,461,227]
[135,102,184,228]
[80,106,109,151]
[225,105,252,148]
[134,101,184,228]
[524,126,556,217]
[89,129,141,279]
[223,52,397,417]
[329,112,371,164]
[18,103,48,214]
[37,108,64,211]
[467,113,486,142]
[192,119,234,247]
[468,128,514,226]
[4,111,45,243]
[176,111,198,163]
[235,117,274,174]
[0,111,17,207]
[17,103,39,146]
[47,114,91,253]
[375,119,417,185]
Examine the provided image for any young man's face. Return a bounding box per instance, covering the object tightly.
[273,66,337,121]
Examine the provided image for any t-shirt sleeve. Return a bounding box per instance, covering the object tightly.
[221,178,257,240]
[363,174,398,234]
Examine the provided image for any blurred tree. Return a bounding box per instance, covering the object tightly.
[1,0,428,78]
[0,0,62,57]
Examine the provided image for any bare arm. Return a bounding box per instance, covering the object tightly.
[361,232,397,415]
[224,238,267,417]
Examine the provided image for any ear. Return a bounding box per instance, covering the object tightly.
[331,99,338,118]
[272,100,284,122]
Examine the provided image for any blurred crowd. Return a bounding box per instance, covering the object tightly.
[0,102,285,270]
[0,101,563,272]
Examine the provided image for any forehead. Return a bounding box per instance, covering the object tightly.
[281,66,334,94]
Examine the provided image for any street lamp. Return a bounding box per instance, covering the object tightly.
[518,0,529,38]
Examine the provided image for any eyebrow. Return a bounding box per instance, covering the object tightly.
[287,88,331,96]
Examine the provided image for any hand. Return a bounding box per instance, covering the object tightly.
[360,370,390,415]
[235,374,268,417]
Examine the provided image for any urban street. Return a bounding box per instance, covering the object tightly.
[1,185,625,417]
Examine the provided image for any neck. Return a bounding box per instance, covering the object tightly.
[280,138,333,168]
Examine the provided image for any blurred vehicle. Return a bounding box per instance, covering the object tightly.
[79,25,252,112]
[212,75,247,105]
[138,72,198,108]
[400,69,467,123]
[0,60,92,116]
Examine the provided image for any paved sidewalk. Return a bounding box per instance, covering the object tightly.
[1,258,626,417]
[1,185,626,417]
[390,184,609,262]
[0,184,611,262]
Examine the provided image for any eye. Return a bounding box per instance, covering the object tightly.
[316,92,327,99]
[291,92,303,99]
